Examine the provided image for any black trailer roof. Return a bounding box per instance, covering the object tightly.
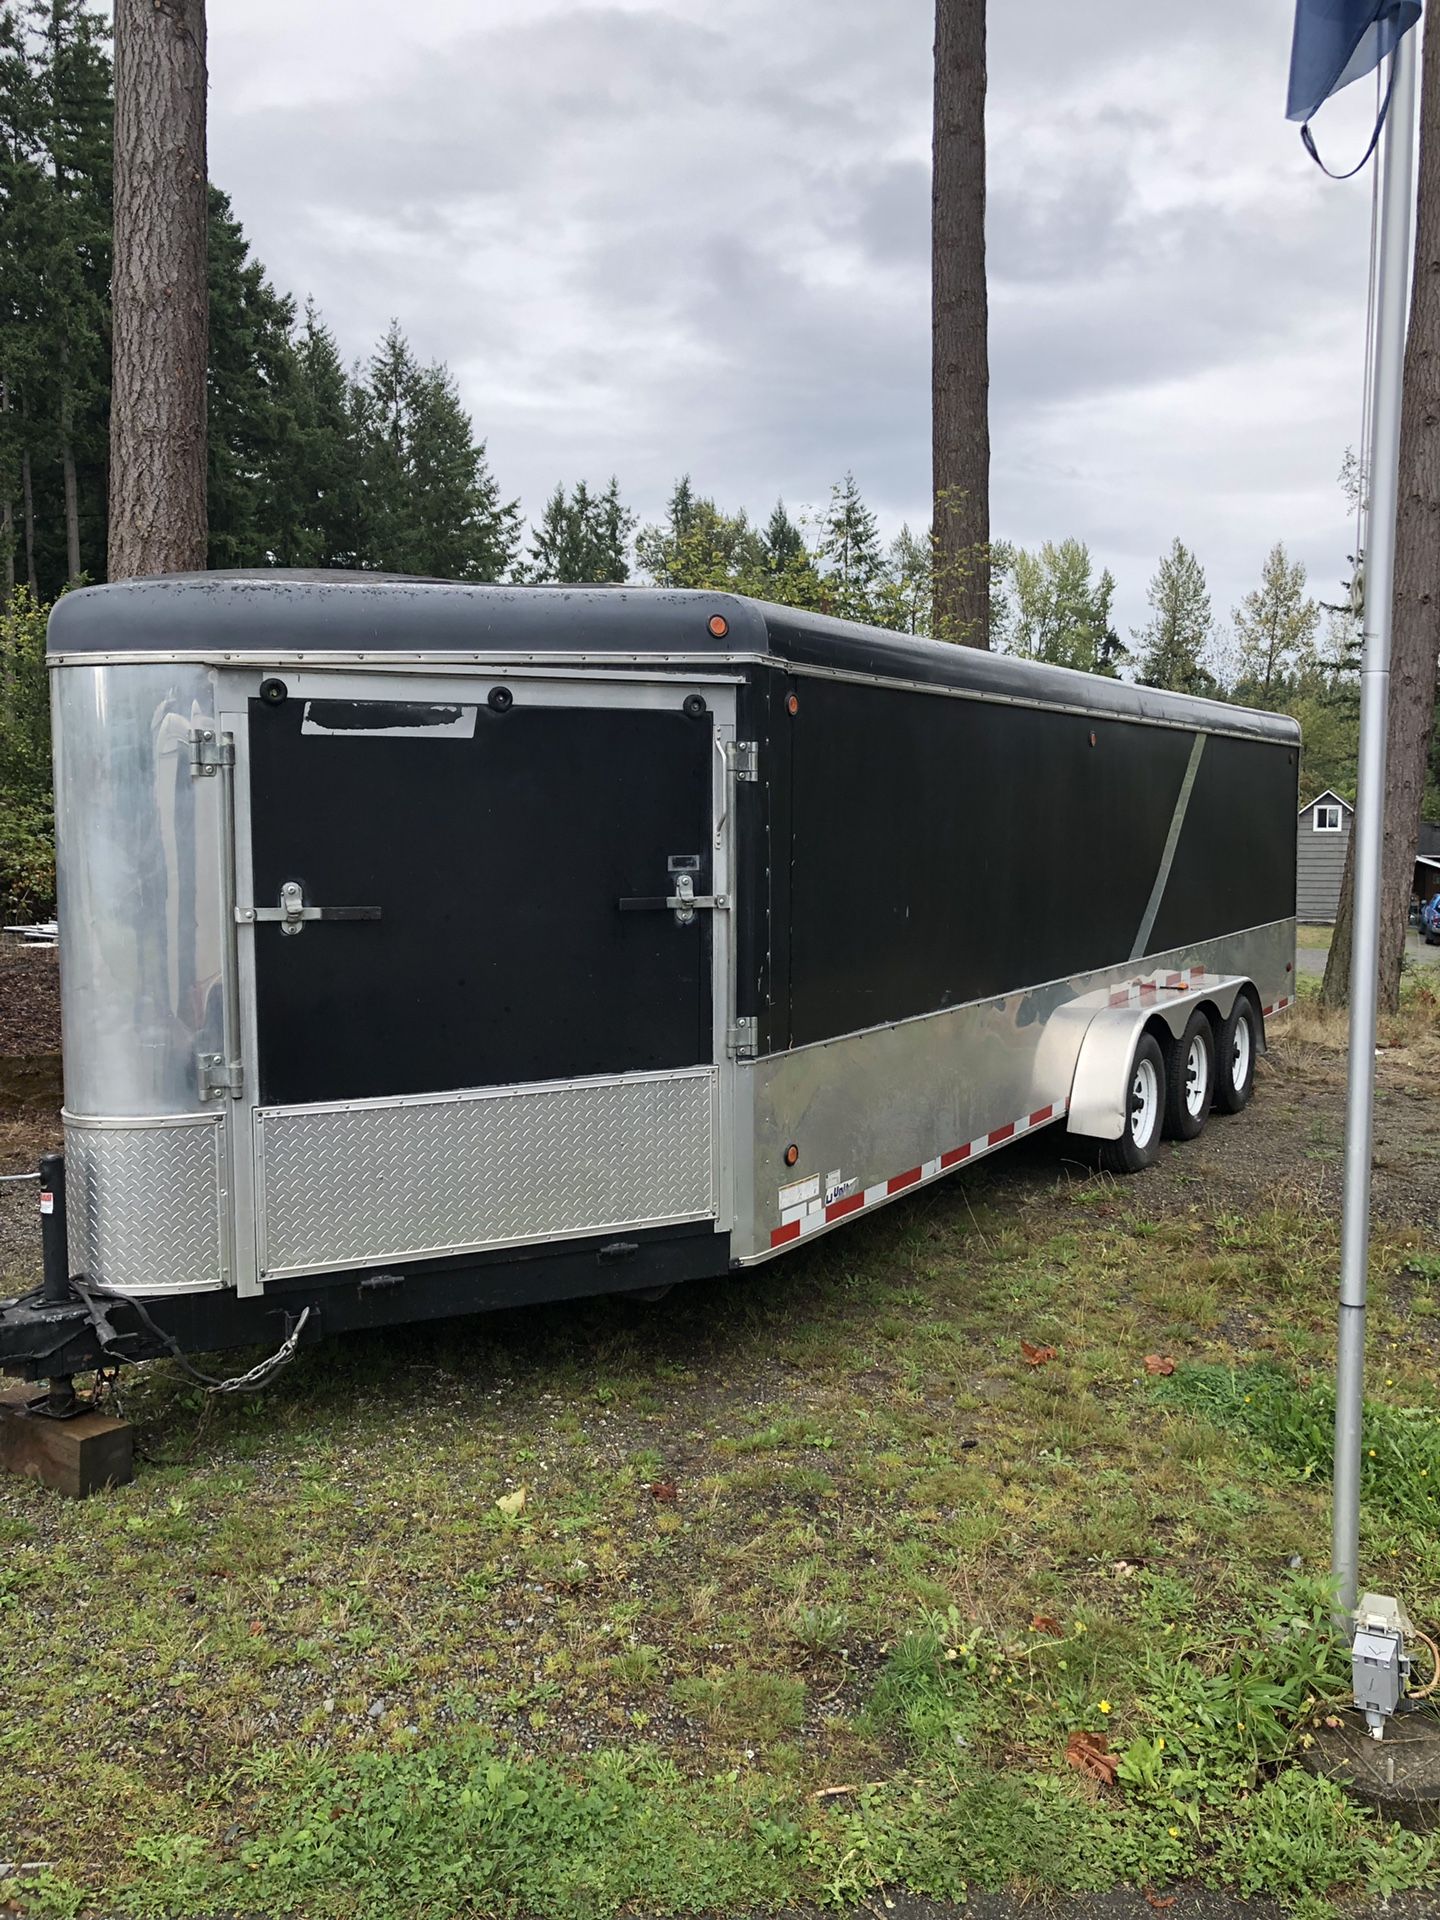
[48,570,1298,744]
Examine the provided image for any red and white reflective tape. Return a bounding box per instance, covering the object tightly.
[1261,995,1294,1018]
[769,1100,1068,1250]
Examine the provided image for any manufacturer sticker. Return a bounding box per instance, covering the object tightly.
[778,1174,819,1212]
[824,1171,857,1206]
[39,1191,54,1215]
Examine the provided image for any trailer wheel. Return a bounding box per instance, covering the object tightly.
[1214,996,1258,1115]
[1100,1032,1166,1175]
[1163,1010,1215,1141]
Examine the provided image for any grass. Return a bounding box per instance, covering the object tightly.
[5,1005,1440,1917]
[1297,924,1333,949]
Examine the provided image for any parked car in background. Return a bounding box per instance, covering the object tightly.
[1422,893,1440,945]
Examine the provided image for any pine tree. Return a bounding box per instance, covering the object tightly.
[818,472,883,622]
[0,1,110,594]
[763,499,804,571]
[524,476,634,582]
[34,0,111,583]
[1133,539,1215,694]
[286,302,365,567]
[358,323,519,579]
[0,6,47,593]
[1231,543,1319,707]
[206,185,300,568]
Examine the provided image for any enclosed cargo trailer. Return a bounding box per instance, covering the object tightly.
[1,573,1297,1383]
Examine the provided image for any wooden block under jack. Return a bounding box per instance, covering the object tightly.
[0,1385,134,1496]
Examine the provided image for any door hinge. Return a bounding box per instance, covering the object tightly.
[726,740,759,783]
[188,727,234,778]
[727,1016,758,1058]
[197,1052,243,1100]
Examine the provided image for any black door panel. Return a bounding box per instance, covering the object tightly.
[248,697,712,1105]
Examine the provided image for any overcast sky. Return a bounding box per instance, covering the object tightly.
[202,0,1392,640]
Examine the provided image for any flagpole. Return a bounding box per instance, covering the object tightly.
[1332,23,1418,1626]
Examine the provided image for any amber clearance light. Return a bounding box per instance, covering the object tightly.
[707,614,729,638]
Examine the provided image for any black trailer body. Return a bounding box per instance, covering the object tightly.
[1,574,1297,1375]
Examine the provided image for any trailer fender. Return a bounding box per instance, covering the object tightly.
[1065,980,1255,1141]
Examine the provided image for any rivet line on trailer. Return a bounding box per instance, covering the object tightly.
[770,1101,1069,1249]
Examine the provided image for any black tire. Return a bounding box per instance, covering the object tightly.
[1213,996,1258,1115]
[1100,1032,1167,1175]
[1163,1010,1215,1141]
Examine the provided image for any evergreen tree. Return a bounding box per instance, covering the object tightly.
[818,471,882,622]
[33,0,111,582]
[1133,539,1216,694]
[636,476,767,588]
[763,498,804,571]
[1230,542,1319,707]
[358,322,519,579]
[286,302,366,568]
[206,185,300,568]
[0,1,110,594]
[524,477,634,583]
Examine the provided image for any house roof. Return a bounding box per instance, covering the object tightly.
[1299,789,1353,815]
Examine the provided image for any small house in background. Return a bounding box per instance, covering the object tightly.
[1296,790,1352,923]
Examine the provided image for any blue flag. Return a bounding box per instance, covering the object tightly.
[1287,0,1422,124]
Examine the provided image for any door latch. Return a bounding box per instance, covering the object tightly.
[237,881,383,937]
[618,870,729,926]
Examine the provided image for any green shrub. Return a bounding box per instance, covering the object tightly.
[0,588,54,920]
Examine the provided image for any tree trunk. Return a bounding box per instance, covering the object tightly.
[931,0,989,647]
[1324,20,1440,1013]
[21,447,37,598]
[107,0,208,580]
[1321,828,1357,1006]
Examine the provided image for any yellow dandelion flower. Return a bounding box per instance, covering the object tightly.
[1098,1700,1112,1714]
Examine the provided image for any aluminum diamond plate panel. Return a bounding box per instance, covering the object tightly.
[64,1114,228,1294]
[256,1068,717,1278]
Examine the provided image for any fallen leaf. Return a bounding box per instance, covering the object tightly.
[1030,1614,1063,1636]
[1065,1729,1119,1787]
[648,1479,678,1503]
[1144,1895,1177,1912]
[1021,1341,1057,1367]
[496,1487,527,1519]
[248,1620,264,1636]
[1144,1355,1176,1376]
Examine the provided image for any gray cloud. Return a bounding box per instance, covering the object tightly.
[203,0,1388,633]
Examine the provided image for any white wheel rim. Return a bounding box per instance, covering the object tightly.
[1129,1057,1159,1145]
[1185,1035,1209,1118]
[1231,1014,1252,1091]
